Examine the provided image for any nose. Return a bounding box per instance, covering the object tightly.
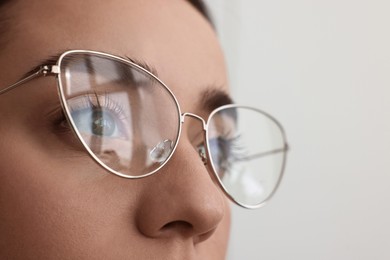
[135,115,226,243]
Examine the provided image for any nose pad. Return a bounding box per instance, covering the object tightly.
[149,139,174,163]
[181,112,208,166]
[198,145,208,165]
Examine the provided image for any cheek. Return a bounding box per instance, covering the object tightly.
[0,126,140,258]
[0,135,68,256]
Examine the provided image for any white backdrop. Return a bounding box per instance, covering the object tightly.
[206,1,390,259]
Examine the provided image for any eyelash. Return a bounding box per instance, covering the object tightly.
[73,92,125,115]
[53,92,127,134]
[198,133,246,175]
[218,134,245,158]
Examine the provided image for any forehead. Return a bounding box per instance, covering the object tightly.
[2,0,228,111]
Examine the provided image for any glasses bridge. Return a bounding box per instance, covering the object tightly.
[180,113,207,131]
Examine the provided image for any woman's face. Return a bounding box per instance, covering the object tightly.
[0,0,231,259]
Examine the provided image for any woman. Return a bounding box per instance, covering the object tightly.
[0,0,287,259]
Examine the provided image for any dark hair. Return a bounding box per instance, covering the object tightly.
[188,0,213,25]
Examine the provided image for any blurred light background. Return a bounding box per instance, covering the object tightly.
[205,0,390,259]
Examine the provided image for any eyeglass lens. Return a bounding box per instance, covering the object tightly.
[58,52,287,208]
[59,53,181,177]
[207,107,287,207]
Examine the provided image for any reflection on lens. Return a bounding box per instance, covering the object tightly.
[59,51,181,178]
[149,139,174,163]
[207,106,287,208]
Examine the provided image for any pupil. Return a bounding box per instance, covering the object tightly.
[92,109,115,136]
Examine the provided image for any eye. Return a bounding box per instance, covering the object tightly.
[208,134,246,177]
[67,93,128,139]
[71,107,119,137]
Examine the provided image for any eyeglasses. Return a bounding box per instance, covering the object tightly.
[0,50,288,209]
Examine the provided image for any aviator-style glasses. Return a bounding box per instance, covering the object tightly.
[0,50,288,209]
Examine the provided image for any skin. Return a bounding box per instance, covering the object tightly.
[0,0,231,259]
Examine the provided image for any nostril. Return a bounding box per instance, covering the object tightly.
[160,221,194,238]
[160,221,217,244]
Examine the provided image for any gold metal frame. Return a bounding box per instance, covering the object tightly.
[0,50,289,209]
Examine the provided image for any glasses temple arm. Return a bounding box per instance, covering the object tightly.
[236,144,289,162]
[0,65,59,95]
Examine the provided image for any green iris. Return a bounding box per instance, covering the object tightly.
[72,107,117,137]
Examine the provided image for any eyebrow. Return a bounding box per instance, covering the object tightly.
[22,50,159,79]
[22,50,234,111]
[199,88,234,112]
